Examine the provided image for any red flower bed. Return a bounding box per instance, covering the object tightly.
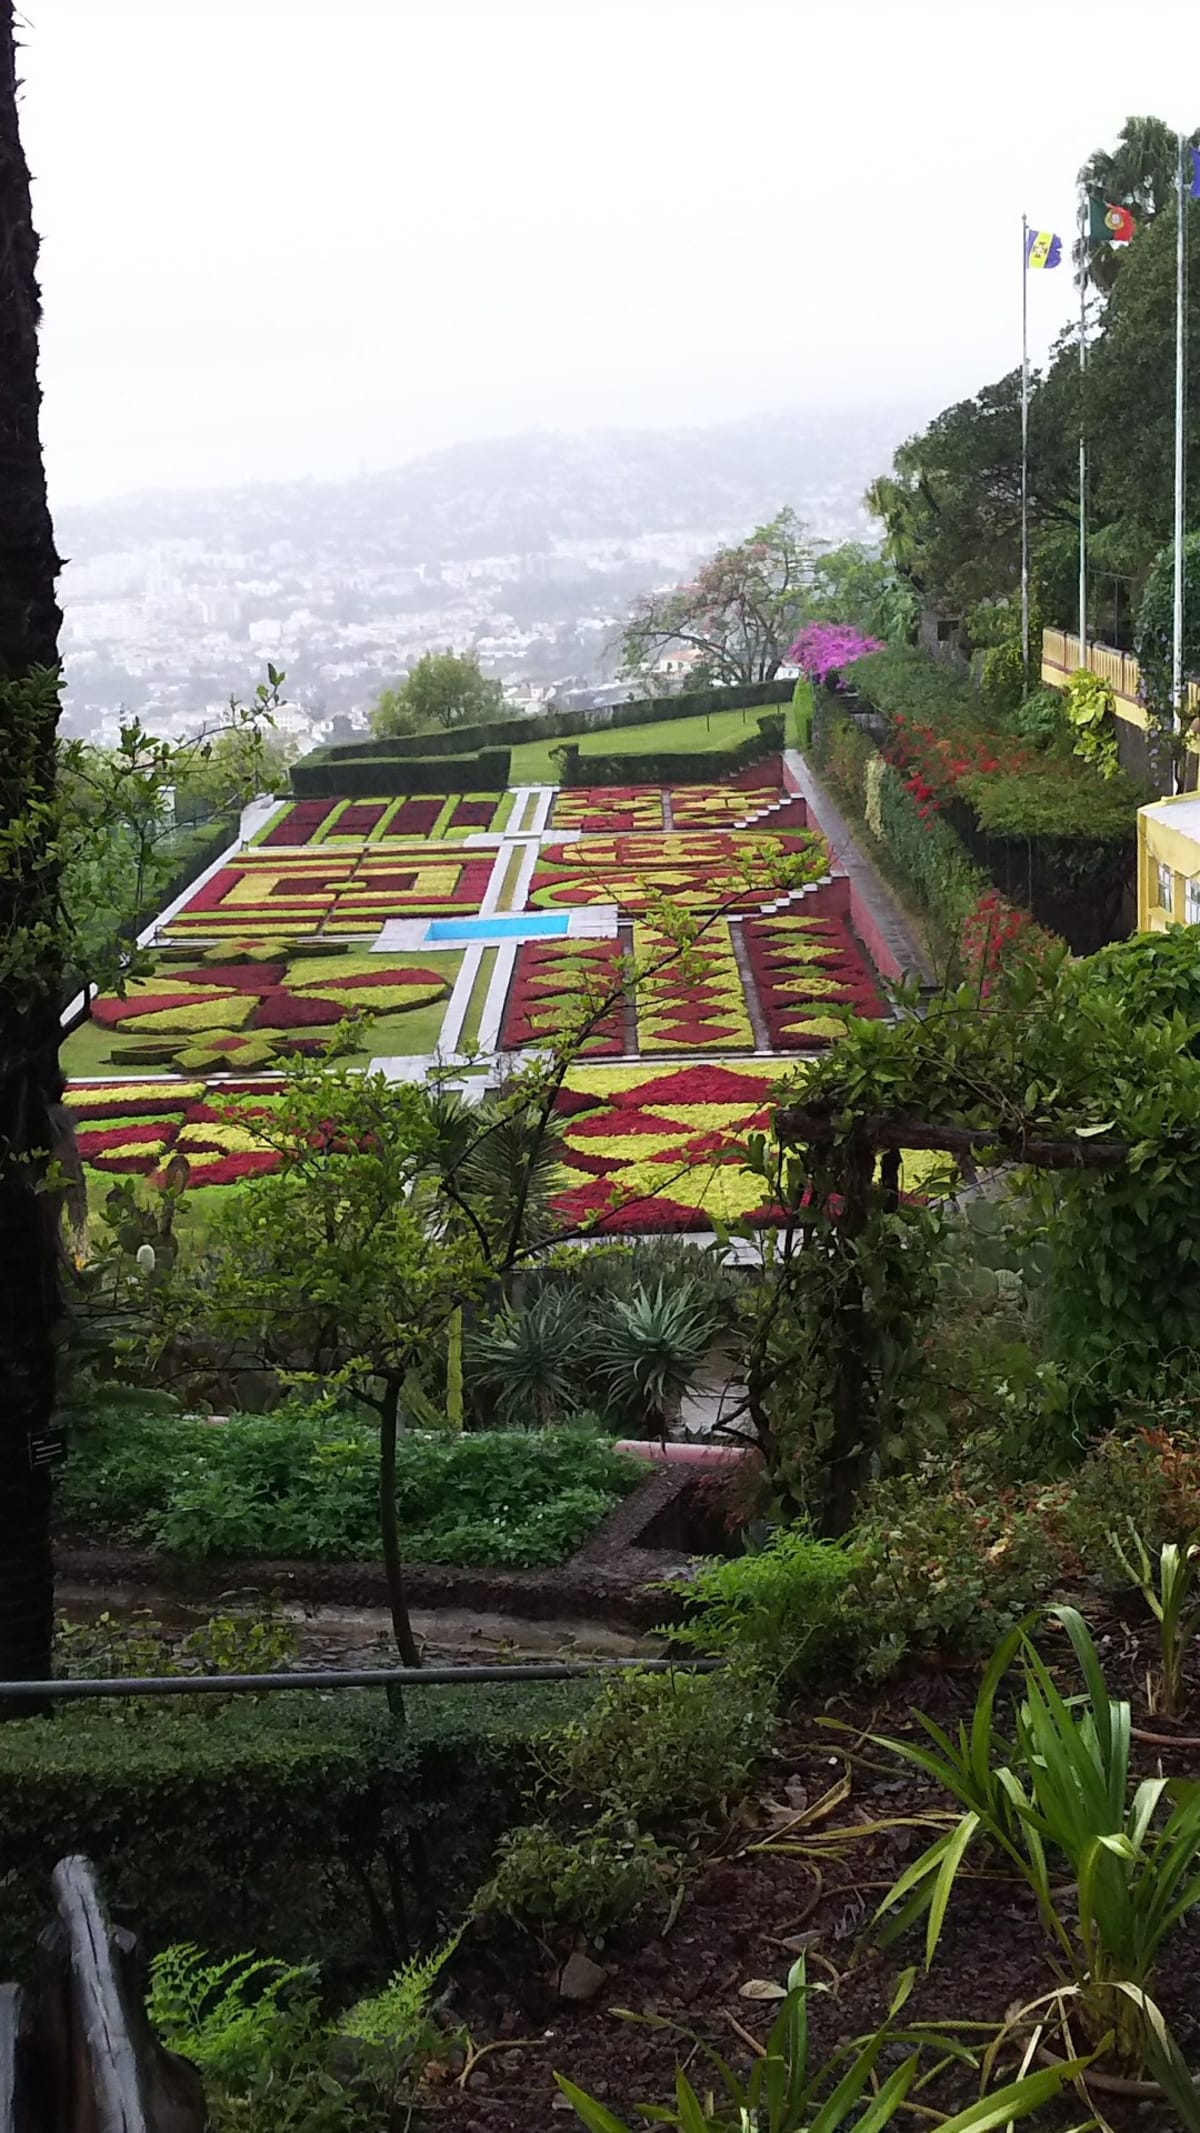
[254,992,351,1029]
[445,799,497,830]
[178,1151,282,1187]
[91,990,222,1028]
[262,801,337,846]
[383,799,443,836]
[76,1122,170,1156]
[334,804,389,837]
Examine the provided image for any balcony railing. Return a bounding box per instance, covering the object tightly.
[1042,628,1200,721]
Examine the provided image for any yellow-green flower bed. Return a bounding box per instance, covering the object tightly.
[633,921,754,1052]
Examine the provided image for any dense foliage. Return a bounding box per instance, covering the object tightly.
[371,648,506,738]
[59,1406,639,1567]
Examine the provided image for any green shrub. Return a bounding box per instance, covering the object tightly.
[1047,1410,1200,1585]
[846,646,977,726]
[0,1682,594,1975]
[58,1410,640,1568]
[477,1818,671,1937]
[666,1528,863,1682]
[957,765,1139,838]
[853,1466,1061,1667]
[876,759,983,934]
[1010,684,1069,750]
[544,1666,772,1827]
[824,713,874,810]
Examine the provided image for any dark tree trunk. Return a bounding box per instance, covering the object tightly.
[0,1,65,1689]
[377,1381,421,1672]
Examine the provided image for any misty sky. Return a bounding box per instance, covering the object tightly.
[16,0,1200,506]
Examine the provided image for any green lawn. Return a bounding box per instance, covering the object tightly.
[508,703,787,785]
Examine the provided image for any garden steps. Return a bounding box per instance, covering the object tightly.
[729,794,810,832]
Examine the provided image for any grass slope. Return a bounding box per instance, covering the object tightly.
[509,704,779,785]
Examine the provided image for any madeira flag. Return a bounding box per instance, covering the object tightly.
[1089,197,1137,245]
[1025,228,1062,270]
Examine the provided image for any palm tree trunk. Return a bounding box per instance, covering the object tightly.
[0,0,65,1690]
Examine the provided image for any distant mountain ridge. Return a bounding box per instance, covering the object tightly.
[55,404,925,563]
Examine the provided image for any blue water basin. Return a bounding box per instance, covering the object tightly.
[426,913,570,941]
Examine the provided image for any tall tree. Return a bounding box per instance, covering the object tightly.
[620,510,814,686]
[371,649,506,738]
[1076,115,1195,290]
[0,1,65,1686]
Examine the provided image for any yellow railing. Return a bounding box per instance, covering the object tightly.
[1042,628,1200,727]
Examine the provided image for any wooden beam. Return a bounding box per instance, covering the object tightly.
[775,1107,1130,1171]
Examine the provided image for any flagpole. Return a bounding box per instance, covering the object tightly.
[1021,215,1030,693]
[1172,131,1187,793]
[1078,199,1087,661]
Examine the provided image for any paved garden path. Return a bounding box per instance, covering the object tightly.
[784,749,934,986]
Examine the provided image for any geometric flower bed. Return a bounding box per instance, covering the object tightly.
[500,939,627,1056]
[550,1061,793,1233]
[529,831,828,915]
[550,788,665,833]
[550,1060,944,1234]
[633,921,755,1052]
[670,786,811,830]
[66,1079,287,1190]
[669,783,784,828]
[81,951,456,1072]
[742,914,888,1049]
[327,850,495,931]
[254,794,504,847]
[162,845,495,937]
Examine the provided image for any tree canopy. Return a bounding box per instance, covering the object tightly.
[620,509,814,687]
[867,121,1200,634]
[371,649,506,738]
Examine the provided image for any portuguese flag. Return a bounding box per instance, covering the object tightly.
[1089,197,1137,245]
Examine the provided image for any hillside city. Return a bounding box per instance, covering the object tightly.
[55,406,909,744]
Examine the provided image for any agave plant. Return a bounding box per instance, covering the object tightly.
[556,1954,1086,2133]
[589,1278,722,1439]
[464,1288,592,1428]
[873,1605,1200,2076]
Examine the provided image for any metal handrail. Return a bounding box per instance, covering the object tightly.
[0,1654,723,1704]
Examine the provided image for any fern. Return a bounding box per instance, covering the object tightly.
[338,1934,458,2049]
[147,1942,320,2077]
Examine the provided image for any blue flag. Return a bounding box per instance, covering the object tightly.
[1025,229,1062,270]
[1191,144,1200,200]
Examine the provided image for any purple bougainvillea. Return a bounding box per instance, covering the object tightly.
[788,623,883,684]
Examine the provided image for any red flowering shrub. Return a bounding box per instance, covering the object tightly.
[959,890,1057,993]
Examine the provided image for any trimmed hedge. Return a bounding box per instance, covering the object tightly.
[291,747,511,798]
[338,678,795,765]
[556,713,785,788]
[812,693,983,942]
[0,1681,592,1975]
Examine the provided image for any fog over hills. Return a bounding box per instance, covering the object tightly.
[56,404,926,739]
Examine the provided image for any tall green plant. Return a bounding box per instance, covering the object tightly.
[873,1607,1200,2065]
[556,1954,1086,2133]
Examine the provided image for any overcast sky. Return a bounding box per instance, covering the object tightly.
[15,0,1200,506]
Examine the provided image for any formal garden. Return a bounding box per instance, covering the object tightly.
[23,642,1200,2130]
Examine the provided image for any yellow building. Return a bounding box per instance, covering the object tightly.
[1137,794,1200,930]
